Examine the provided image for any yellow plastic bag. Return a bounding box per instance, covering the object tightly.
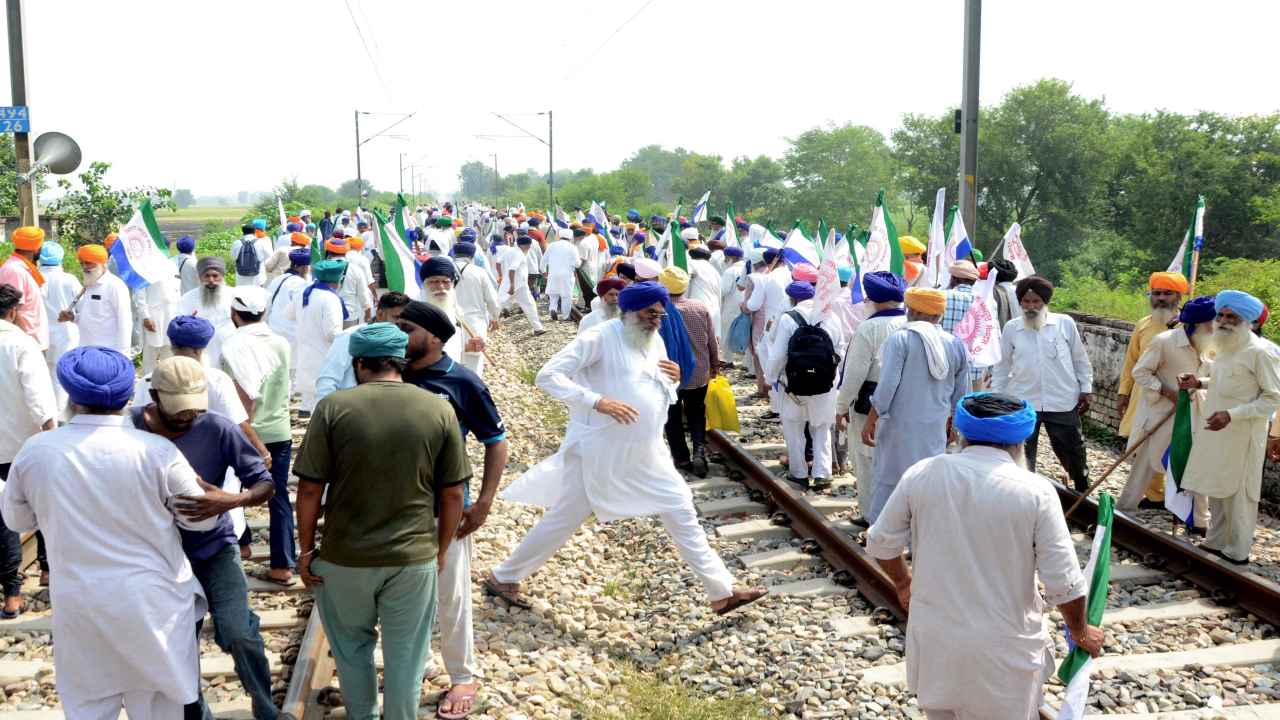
[705,376,740,432]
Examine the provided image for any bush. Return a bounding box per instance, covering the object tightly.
[1197,258,1280,342]
[1053,272,1149,324]
[197,228,239,285]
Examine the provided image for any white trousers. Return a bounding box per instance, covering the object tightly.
[502,287,544,331]
[140,343,172,375]
[45,353,69,419]
[548,293,573,319]
[1205,492,1259,562]
[1118,439,1209,528]
[492,473,735,601]
[848,413,875,515]
[782,419,833,480]
[436,535,481,685]
[65,691,182,720]
[235,273,264,288]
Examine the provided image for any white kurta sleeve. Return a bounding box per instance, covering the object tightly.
[744,277,766,313]
[114,281,133,353]
[763,313,796,386]
[536,331,607,414]
[161,445,219,532]
[18,344,56,428]
[1065,317,1093,393]
[836,324,875,410]
[1034,490,1088,606]
[865,468,914,559]
[1,455,37,532]
[1131,338,1166,394]
[482,271,501,321]
[1227,347,1280,422]
[322,296,343,345]
[991,322,1016,393]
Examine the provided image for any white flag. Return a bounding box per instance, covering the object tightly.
[114,208,174,287]
[863,204,892,274]
[926,188,946,288]
[1001,223,1035,280]
[690,190,711,224]
[953,273,1002,368]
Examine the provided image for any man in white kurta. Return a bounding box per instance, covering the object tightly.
[717,248,746,362]
[264,249,311,350]
[171,236,200,295]
[137,269,181,374]
[1117,296,1214,528]
[578,277,625,335]
[497,238,544,333]
[743,249,790,382]
[69,245,132,355]
[835,272,908,522]
[452,243,502,375]
[542,229,579,320]
[764,284,845,487]
[867,392,1101,720]
[289,260,347,413]
[38,243,81,413]
[487,283,765,614]
[686,248,722,342]
[1179,291,1280,564]
[1,346,216,720]
[574,229,601,286]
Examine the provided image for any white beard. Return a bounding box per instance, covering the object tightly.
[84,266,106,285]
[426,289,457,317]
[621,313,658,352]
[1189,325,1215,354]
[201,284,224,307]
[1150,306,1177,327]
[601,303,621,320]
[1023,308,1046,331]
[1213,322,1251,355]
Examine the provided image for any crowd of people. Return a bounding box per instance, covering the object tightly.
[0,197,1277,718]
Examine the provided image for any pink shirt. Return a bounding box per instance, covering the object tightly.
[0,255,48,350]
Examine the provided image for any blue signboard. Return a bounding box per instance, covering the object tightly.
[0,106,30,133]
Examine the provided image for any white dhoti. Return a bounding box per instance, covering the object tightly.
[501,286,543,332]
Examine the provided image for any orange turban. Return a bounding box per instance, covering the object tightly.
[904,260,924,283]
[1148,271,1188,294]
[77,244,108,264]
[11,226,44,251]
[104,233,118,248]
[290,232,311,247]
[904,287,946,315]
[348,235,365,250]
[287,215,302,224]
[324,238,349,255]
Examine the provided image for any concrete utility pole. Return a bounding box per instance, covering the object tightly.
[354,110,363,202]
[958,0,981,238]
[7,0,36,225]
[546,110,554,210]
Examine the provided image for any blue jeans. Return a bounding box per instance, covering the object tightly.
[241,440,296,570]
[187,544,278,720]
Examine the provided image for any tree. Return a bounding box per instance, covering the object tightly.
[722,155,786,221]
[459,161,495,199]
[50,162,174,245]
[172,188,195,208]
[891,113,960,234]
[620,145,690,203]
[669,154,725,207]
[781,124,894,228]
[337,178,376,199]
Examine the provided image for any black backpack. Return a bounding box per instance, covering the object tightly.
[235,239,262,277]
[783,309,838,396]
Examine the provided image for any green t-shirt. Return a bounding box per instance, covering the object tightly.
[293,381,472,566]
[252,332,293,444]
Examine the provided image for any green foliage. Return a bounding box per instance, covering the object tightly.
[1196,258,1280,341]
[782,124,894,225]
[0,135,47,217]
[1053,273,1150,324]
[581,665,769,720]
[48,162,174,245]
[172,189,194,208]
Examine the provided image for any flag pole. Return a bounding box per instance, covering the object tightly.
[1064,407,1176,518]
[1188,246,1201,297]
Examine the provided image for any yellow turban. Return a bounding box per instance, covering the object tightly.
[659,265,690,295]
[1148,271,1188,294]
[77,244,108,265]
[899,235,927,256]
[905,287,946,316]
[12,226,44,251]
[348,235,365,250]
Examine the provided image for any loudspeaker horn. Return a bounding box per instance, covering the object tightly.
[33,131,82,175]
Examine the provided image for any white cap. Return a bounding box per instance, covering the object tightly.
[231,285,268,314]
[632,257,661,279]
[680,227,700,242]
[557,227,573,240]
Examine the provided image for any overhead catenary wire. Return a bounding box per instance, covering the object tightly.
[561,0,659,81]
[344,0,392,101]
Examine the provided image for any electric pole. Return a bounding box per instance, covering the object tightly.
[958,0,981,238]
[7,0,36,225]
[354,110,363,204]
[547,110,554,211]
[399,152,406,194]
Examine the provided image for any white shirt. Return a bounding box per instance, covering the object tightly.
[133,365,248,425]
[171,253,199,295]
[289,284,344,381]
[74,272,133,353]
[763,301,846,422]
[454,260,501,338]
[0,320,56,463]
[866,446,1086,718]
[2,414,215,708]
[315,327,357,402]
[835,312,909,411]
[178,285,234,330]
[339,256,374,321]
[138,274,181,348]
[230,235,271,286]
[497,246,530,291]
[41,266,82,357]
[992,311,1093,412]
[744,266,790,328]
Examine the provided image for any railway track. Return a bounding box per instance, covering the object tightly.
[692,367,1280,718]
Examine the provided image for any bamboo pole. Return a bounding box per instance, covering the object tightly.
[1065,406,1177,519]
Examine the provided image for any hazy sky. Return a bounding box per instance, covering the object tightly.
[5,0,1277,201]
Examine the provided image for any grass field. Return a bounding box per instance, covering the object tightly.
[158,206,249,223]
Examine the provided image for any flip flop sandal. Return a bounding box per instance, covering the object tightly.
[0,603,26,620]
[714,586,769,616]
[437,686,479,719]
[482,575,531,610]
[249,568,296,587]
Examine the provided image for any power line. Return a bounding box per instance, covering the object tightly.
[344,0,391,100]
[562,0,658,81]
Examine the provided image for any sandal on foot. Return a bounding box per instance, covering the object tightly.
[250,569,296,587]
[437,685,479,719]
[713,586,768,616]
[0,604,25,620]
[482,573,531,610]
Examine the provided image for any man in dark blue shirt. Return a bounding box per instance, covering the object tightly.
[396,301,508,719]
[129,356,278,720]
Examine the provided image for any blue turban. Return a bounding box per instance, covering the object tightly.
[1179,295,1216,326]
[724,246,744,258]
[419,255,457,282]
[1214,290,1264,323]
[175,235,196,254]
[251,218,267,230]
[736,219,750,231]
[618,281,669,312]
[633,231,647,244]
[527,217,541,228]
[288,248,312,266]
[953,392,1037,445]
[863,271,905,303]
[643,246,658,260]
[609,245,625,255]
[609,227,622,237]
[453,241,477,257]
[167,314,215,349]
[349,322,409,359]
[627,208,641,222]
[837,265,853,283]
[459,227,477,241]
[286,222,302,233]
[649,214,664,223]
[38,241,64,267]
[57,346,134,409]
[786,281,815,300]
[516,235,533,247]
[762,248,779,264]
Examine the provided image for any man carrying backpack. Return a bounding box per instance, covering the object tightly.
[764,279,844,490]
[659,266,719,477]
[231,223,270,287]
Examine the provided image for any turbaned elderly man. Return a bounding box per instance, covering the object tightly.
[485,281,766,615]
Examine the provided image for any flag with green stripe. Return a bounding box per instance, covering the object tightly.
[374,208,419,294]
[1167,196,1205,279]
[1056,493,1113,719]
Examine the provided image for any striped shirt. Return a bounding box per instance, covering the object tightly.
[672,297,719,389]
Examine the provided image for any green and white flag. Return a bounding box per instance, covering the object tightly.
[374,209,419,295]
[1167,195,1205,279]
[864,189,904,277]
[1056,492,1114,720]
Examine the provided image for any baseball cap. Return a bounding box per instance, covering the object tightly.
[151,356,209,414]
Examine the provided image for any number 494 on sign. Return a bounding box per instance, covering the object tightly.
[0,106,30,133]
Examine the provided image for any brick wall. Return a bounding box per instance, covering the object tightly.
[1067,311,1280,500]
